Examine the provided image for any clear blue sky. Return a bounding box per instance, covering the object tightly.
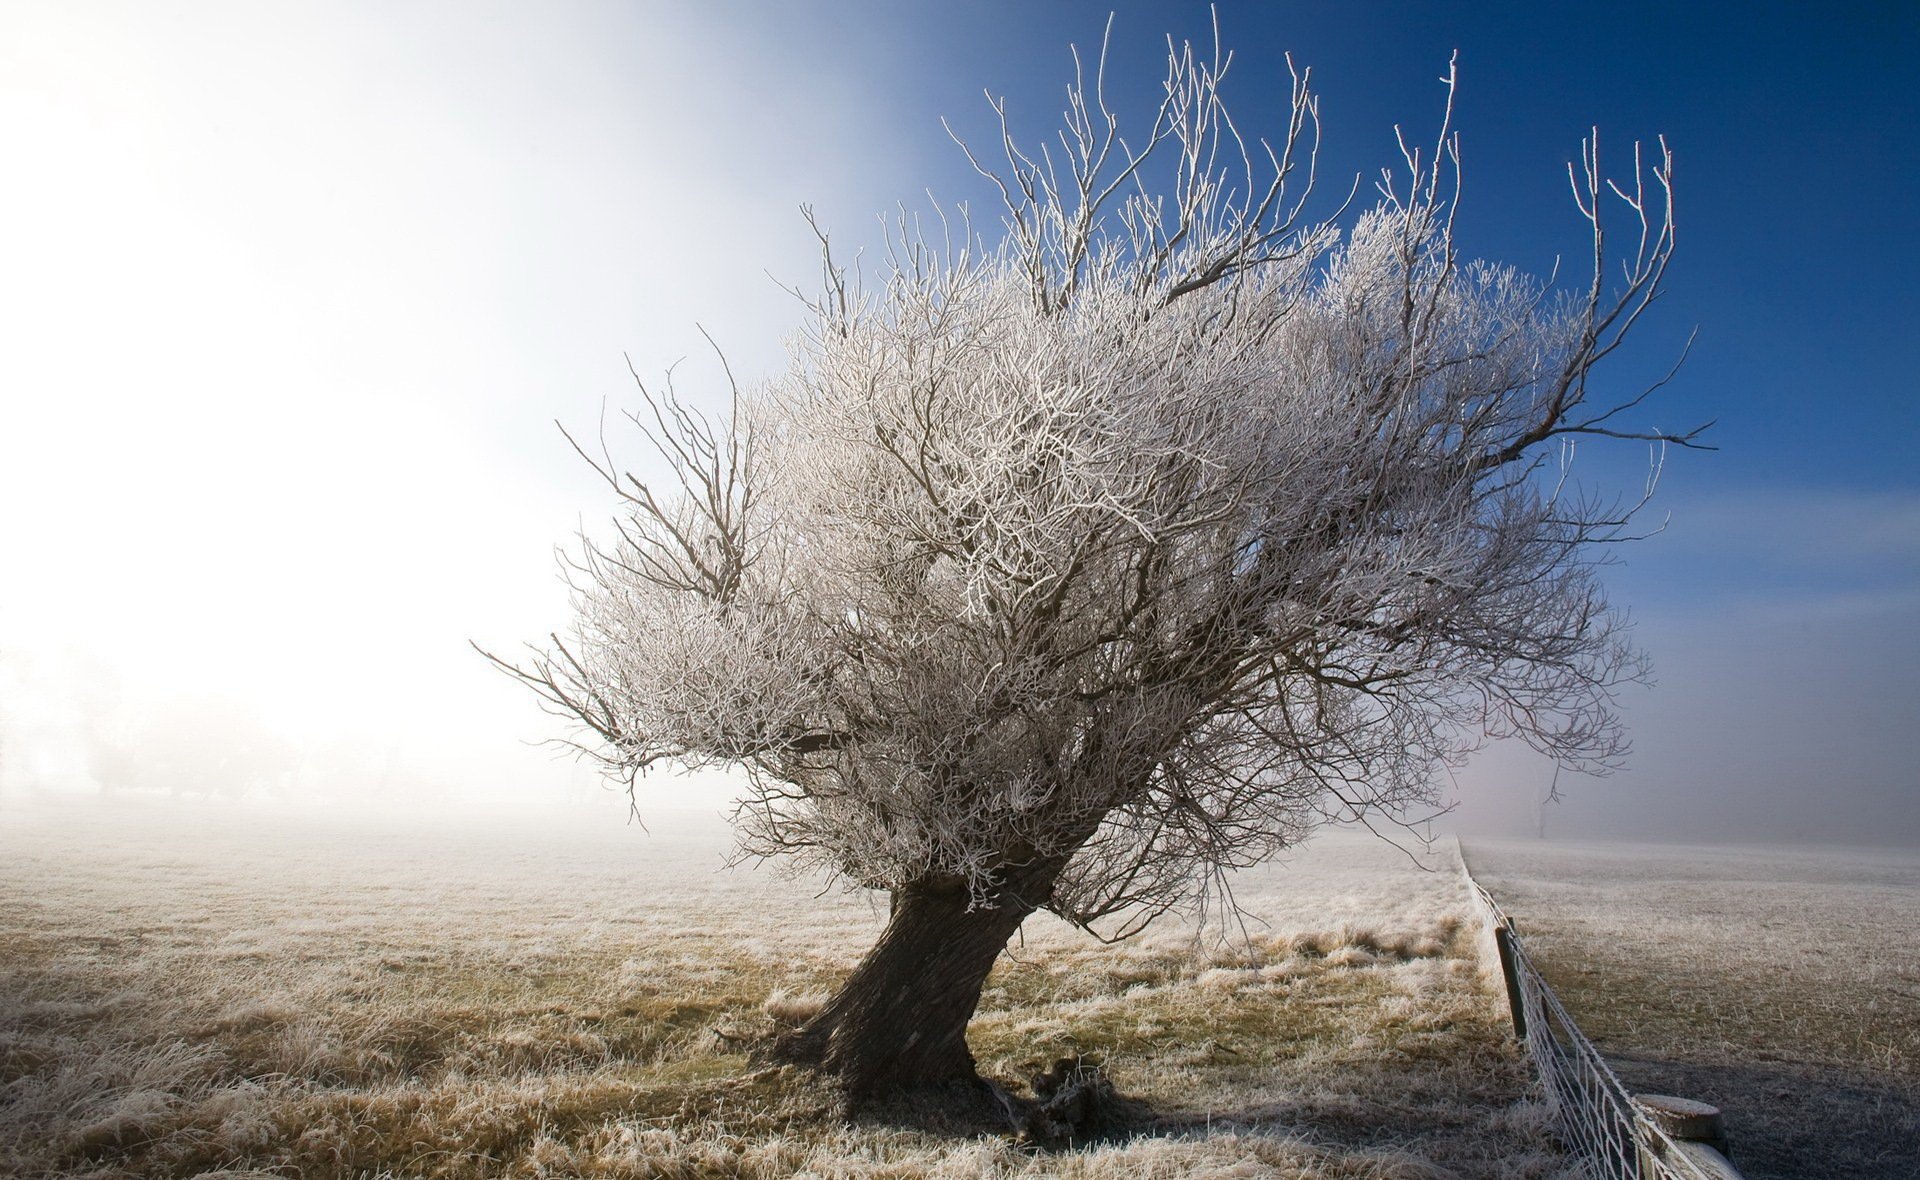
[830,0,1920,492]
[2,2,1913,840]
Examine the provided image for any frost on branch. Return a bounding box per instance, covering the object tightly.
[488,32,1698,936]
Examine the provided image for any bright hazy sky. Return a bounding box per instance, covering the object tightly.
[3,1,1915,840]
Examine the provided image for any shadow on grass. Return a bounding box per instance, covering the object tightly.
[1608,1054,1919,1180]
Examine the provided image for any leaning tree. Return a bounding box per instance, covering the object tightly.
[492,29,1699,1098]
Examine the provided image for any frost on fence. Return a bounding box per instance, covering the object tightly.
[1463,871,1738,1180]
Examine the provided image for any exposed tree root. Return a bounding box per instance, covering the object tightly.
[760,1046,1152,1150]
[1006,1053,1151,1148]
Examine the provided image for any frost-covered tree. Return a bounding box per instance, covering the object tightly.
[491,31,1698,1099]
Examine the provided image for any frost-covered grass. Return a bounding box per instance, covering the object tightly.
[1465,838,1920,1180]
[1,797,1566,1178]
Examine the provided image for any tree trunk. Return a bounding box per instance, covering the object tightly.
[770,871,1047,1096]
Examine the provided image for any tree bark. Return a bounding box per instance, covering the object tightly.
[770,868,1053,1097]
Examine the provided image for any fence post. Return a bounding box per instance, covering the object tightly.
[1492,920,1527,1040]
[1635,1093,1737,1176]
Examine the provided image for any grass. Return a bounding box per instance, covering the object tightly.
[1465,837,1920,1180]
[1,797,1572,1178]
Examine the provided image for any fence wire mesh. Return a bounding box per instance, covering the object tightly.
[1460,862,1735,1180]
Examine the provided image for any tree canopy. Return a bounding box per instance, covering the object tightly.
[489,27,1698,1097]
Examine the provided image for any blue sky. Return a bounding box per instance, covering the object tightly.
[1,2,1913,840]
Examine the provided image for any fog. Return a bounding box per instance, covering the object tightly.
[0,1,915,819]
[1448,489,1920,844]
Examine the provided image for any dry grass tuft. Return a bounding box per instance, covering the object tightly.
[762,987,829,1027]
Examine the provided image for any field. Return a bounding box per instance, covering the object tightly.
[0,797,1572,1179]
[1464,838,1920,1180]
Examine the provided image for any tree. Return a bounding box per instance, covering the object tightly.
[490,27,1700,1103]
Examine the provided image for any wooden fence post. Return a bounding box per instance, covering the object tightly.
[1492,921,1527,1040]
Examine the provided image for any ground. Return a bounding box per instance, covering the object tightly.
[1464,838,1920,1180]
[0,797,1569,1179]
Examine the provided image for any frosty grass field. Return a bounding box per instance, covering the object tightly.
[1465,839,1920,1180]
[3,797,1568,1179]
[10,800,1917,1180]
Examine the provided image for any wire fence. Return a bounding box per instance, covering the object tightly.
[1459,856,1741,1180]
